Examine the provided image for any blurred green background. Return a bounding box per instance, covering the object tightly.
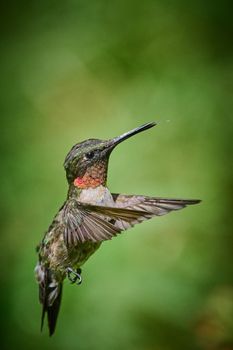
[1,0,233,349]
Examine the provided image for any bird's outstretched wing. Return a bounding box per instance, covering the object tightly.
[63,196,200,246]
[63,199,151,246]
[112,193,200,229]
[112,193,200,214]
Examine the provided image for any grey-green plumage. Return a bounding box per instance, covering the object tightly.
[35,122,200,335]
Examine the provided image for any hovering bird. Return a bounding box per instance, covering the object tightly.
[35,122,200,335]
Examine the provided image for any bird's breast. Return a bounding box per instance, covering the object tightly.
[78,185,115,206]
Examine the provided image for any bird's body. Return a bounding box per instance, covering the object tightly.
[35,122,200,335]
[36,185,113,281]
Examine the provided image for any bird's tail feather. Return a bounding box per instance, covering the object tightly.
[36,264,63,336]
[41,282,63,336]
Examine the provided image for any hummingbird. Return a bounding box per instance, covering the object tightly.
[35,122,200,336]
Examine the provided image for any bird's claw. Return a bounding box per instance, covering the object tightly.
[67,267,82,285]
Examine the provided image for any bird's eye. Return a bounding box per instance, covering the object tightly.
[84,151,95,160]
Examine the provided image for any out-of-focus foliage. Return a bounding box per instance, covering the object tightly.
[0,1,232,349]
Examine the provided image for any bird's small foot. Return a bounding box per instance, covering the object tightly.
[67,267,82,285]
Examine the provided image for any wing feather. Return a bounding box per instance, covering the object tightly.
[63,200,124,246]
[63,196,200,247]
[110,194,201,228]
[112,194,200,216]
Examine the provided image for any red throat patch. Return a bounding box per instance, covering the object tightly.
[73,162,107,189]
[74,176,103,189]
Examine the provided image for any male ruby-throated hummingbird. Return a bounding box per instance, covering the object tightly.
[35,122,200,335]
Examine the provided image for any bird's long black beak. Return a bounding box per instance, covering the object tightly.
[107,122,156,149]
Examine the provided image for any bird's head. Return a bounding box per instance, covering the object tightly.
[64,122,156,189]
